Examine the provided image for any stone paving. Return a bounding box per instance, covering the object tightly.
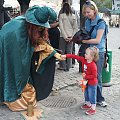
[0,28,120,120]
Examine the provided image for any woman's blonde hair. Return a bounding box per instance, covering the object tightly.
[88,46,99,62]
[82,0,98,16]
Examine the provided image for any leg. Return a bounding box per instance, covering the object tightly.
[72,43,75,65]
[88,85,97,107]
[96,52,107,107]
[84,87,89,102]
[66,41,73,70]
[59,37,66,69]
[85,85,97,115]
[96,52,105,102]
[4,84,37,111]
[81,87,91,109]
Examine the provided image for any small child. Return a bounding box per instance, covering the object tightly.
[63,46,99,115]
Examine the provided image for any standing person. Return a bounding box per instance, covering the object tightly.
[59,1,79,67]
[64,46,99,115]
[58,2,78,71]
[0,6,62,112]
[102,13,110,27]
[81,0,107,107]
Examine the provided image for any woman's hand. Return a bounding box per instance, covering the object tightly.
[81,40,84,43]
[65,36,72,42]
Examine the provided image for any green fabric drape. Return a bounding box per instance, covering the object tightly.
[0,16,33,102]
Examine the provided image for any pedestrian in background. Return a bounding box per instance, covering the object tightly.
[64,46,99,115]
[59,0,78,68]
[58,2,78,71]
[102,13,110,27]
[81,0,107,107]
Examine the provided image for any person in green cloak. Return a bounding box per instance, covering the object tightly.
[0,6,64,112]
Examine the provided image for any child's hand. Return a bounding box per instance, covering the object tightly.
[82,73,86,79]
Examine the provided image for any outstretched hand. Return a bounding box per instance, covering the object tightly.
[60,55,66,60]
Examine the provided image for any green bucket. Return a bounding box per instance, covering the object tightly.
[102,50,112,87]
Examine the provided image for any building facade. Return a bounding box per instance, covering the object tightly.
[112,0,120,10]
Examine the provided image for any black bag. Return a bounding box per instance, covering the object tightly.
[79,43,90,56]
[76,27,96,56]
[78,19,108,57]
[72,29,91,44]
[73,19,107,45]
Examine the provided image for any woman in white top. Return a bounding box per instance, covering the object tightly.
[58,2,78,71]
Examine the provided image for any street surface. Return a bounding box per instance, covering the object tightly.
[0,27,120,120]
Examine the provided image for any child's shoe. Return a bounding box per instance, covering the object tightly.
[81,104,91,110]
[85,108,96,115]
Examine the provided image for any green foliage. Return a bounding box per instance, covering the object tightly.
[93,0,112,10]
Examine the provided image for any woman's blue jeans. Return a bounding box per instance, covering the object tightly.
[96,52,105,102]
[84,85,97,104]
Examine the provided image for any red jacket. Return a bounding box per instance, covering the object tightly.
[66,54,98,85]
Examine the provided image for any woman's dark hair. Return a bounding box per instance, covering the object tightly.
[62,0,68,3]
[62,2,72,15]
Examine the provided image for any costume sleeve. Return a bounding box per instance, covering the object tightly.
[34,41,54,53]
[66,54,84,63]
[54,53,62,60]
[85,63,97,80]
[34,45,47,52]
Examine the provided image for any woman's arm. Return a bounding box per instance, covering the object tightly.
[82,29,104,44]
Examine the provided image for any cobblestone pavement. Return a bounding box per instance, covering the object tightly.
[0,28,120,120]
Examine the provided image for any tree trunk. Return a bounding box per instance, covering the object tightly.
[0,0,4,29]
[17,0,31,14]
[80,0,86,29]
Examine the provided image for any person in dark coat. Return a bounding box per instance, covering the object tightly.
[0,5,58,111]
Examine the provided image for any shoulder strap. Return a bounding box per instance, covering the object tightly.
[89,19,104,34]
[89,19,103,35]
[97,19,104,24]
[89,26,95,35]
